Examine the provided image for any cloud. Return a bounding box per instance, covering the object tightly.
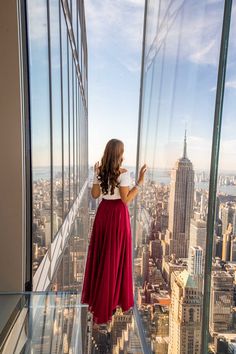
[210,79,236,92]
[225,81,236,89]
[189,39,217,65]
[27,1,48,42]
[84,0,144,72]
[146,0,236,69]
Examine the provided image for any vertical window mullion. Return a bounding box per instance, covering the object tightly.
[67,35,70,209]
[72,63,75,201]
[59,2,64,219]
[47,0,53,243]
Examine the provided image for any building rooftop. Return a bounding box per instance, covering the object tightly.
[177,269,197,289]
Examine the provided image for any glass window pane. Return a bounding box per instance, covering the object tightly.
[27,0,52,276]
[209,1,236,351]
[135,1,225,352]
[73,65,77,200]
[77,5,81,69]
[52,191,89,290]
[61,4,70,218]
[72,0,77,48]
[49,0,63,238]
[69,47,74,206]
[75,76,79,196]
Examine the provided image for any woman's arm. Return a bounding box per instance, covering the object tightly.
[91,183,101,199]
[91,161,101,199]
[119,185,139,204]
[119,164,147,204]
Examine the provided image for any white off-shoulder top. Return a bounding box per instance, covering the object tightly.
[93,170,131,200]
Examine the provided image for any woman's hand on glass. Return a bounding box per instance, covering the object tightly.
[94,161,99,174]
[138,164,147,185]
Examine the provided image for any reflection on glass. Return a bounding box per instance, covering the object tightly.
[49,0,63,238]
[61,4,70,218]
[135,1,225,353]
[69,46,74,207]
[52,191,88,291]
[79,102,88,189]
[27,0,88,282]
[77,4,81,69]
[27,0,51,276]
[75,76,79,197]
[73,64,77,200]
[72,0,77,48]
[0,292,88,353]
[209,2,236,350]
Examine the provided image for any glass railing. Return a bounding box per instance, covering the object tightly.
[0,292,146,353]
[0,292,88,354]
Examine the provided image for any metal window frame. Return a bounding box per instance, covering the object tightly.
[25,0,53,281]
[201,1,232,352]
[21,0,88,290]
[48,0,64,241]
[67,33,71,210]
[133,0,151,353]
[59,1,65,220]
[61,0,87,114]
[18,0,33,291]
[61,7,70,221]
[46,0,54,244]
[69,50,74,206]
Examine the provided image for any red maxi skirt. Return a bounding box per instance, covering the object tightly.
[81,198,134,324]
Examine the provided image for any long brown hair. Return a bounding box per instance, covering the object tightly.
[97,139,124,195]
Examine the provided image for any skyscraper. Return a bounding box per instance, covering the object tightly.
[230,237,236,261]
[189,219,207,254]
[221,205,235,235]
[141,245,150,283]
[210,271,234,334]
[200,193,207,217]
[168,270,202,354]
[222,224,232,262]
[189,246,204,277]
[188,246,204,291]
[165,132,195,258]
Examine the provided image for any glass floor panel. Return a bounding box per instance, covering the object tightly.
[0,292,88,354]
[0,293,145,354]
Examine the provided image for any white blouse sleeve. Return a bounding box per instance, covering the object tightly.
[119,171,131,187]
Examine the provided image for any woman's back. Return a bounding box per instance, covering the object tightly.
[101,169,131,200]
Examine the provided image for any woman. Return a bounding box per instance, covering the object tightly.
[81,138,147,330]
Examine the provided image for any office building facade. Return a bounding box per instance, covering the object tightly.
[210,271,234,334]
[168,270,202,354]
[165,133,194,258]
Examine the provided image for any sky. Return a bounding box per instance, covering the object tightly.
[28,0,236,173]
[84,0,145,167]
[85,0,236,172]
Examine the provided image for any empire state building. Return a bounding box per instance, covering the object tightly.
[165,132,194,258]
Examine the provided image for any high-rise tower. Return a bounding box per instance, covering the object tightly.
[210,271,234,334]
[165,131,194,258]
[168,270,202,354]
